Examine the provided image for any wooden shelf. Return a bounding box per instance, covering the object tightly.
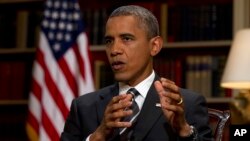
[206,97,233,103]
[164,40,232,48]
[90,45,106,51]
[0,100,28,105]
[0,48,36,54]
[90,40,232,51]
[0,0,42,4]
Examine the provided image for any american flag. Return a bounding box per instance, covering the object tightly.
[26,0,94,140]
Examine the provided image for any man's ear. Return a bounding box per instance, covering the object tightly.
[150,36,163,56]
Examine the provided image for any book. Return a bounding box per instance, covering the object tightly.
[9,61,26,100]
[160,3,168,43]
[94,60,114,89]
[0,12,17,48]
[0,62,12,99]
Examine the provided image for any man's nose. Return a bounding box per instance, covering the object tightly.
[110,40,123,56]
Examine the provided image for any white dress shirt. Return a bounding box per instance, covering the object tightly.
[86,70,156,141]
[118,70,155,110]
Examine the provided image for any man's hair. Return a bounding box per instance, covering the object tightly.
[109,5,160,39]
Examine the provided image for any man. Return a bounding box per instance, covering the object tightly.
[60,5,213,141]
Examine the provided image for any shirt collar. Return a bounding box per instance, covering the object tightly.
[119,70,155,98]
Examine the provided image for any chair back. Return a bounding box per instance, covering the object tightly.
[208,108,230,141]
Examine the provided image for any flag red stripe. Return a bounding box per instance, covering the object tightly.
[73,43,86,81]
[27,111,39,134]
[27,78,41,138]
[41,109,60,140]
[37,49,69,119]
[31,78,42,101]
[58,56,78,97]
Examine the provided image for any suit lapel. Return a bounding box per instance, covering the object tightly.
[96,83,119,123]
[95,84,121,140]
[133,80,163,140]
[94,75,163,140]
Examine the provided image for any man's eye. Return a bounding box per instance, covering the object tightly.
[123,37,132,41]
[105,39,112,45]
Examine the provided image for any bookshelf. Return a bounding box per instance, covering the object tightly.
[0,0,42,100]
[86,0,234,99]
[0,0,42,140]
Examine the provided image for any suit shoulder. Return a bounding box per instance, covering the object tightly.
[180,88,206,102]
[74,84,116,104]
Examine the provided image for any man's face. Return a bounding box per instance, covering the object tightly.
[104,15,154,86]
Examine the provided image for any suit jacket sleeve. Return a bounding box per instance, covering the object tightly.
[179,88,213,141]
[60,92,101,141]
[60,98,87,141]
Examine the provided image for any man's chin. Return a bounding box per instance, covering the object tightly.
[114,73,129,83]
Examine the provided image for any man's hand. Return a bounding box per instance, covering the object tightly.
[90,94,133,141]
[154,78,192,137]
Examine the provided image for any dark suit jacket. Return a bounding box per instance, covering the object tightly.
[60,76,213,141]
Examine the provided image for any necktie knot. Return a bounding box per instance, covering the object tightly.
[127,88,139,100]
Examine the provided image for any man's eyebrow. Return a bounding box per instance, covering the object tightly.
[104,33,134,39]
[120,33,135,38]
[104,35,113,40]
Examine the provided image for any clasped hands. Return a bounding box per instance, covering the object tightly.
[90,78,192,141]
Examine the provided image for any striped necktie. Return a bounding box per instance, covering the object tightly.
[120,88,140,140]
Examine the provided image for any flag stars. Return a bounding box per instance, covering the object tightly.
[73,12,80,20]
[57,32,63,41]
[46,0,52,8]
[42,20,49,28]
[50,22,56,29]
[66,23,73,31]
[62,2,67,9]
[65,34,71,41]
[60,12,67,19]
[74,3,80,10]
[44,10,50,18]
[48,32,54,40]
[52,11,59,19]
[67,14,73,21]
[53,43,61,51]
[41,0,84,52]
[59,22,65,30]
[54,1,60,9]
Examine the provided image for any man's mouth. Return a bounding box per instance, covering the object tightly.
[111,61,125,71]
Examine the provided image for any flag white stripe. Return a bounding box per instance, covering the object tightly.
[77,33,95,95]
[40,32,75,109]
[40,127,50,141]
[32,57,64,135]
[64,47,79,77]
[29,93,41,123]
[29,61,44,122]
[42,86,65,135]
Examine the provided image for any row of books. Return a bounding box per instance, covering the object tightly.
[0,61,31,100]
[185,55,231,98]
[82,8,109,45]
[166,3,233,42]
[153,57,183,87]
[94,54,231,98]
[153,55,231,98]
[81,2,233,46]
[0,7,42,49]
[0,2,233,48]
[0,52,34,100]
[94,60,114,89]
